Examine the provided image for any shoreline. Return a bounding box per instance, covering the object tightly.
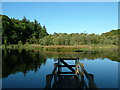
[1,44,118,52]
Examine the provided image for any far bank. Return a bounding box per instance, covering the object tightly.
[1,44,118,52]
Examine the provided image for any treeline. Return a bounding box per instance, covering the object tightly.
[41,30,119,45]
[1,15,119,45]
[1,15,48,44]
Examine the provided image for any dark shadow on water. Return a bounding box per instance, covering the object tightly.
[2,49,47,78]
[2,48,119,78]
[45,58,97,88]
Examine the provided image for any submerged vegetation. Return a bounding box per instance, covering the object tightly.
[1,15,119,47]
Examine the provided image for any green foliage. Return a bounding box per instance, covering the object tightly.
[1,14,119,46]
[40,30,119,46]
[18,40,23,45]
[2,15,48,44]
[25,42,30,45]
[101,29,120,36]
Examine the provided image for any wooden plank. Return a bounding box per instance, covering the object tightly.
[77,74,88,88]
[58,58,79,60]
[59,72,75,74]
[58,61,62,74]
[45,63,58,88]
[52,73,58,88]
[60,60,75,72]
[59,65,75,67]
[46,74,52,88]
[78,63,98,88]
[59,75,76,76]
[57,75,81,88]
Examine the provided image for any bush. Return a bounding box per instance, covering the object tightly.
[25,42,30,45]
[18,40,23,45]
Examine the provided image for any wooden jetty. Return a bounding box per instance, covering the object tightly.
[45,58,98,89]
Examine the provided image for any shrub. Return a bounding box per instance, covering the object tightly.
[18,40,23,45]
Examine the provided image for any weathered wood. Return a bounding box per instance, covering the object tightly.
[76,63,84,76]
[75,60,80,74]
[78,63,98,88]
[46,74,52,88]
[59,72,75,74]
[59,65,75,67]
[75,60,88,88]
[45,63,58,88]
[57,75,81,88]
[58,75,75,76]
[77,74,88,88]
[58,61,62,74]
[52,73,58,88]
[89,74,94,88]
[45,58,97,89]
[60,60,75,72]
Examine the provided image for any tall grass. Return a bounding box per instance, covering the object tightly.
[1,44,118,52]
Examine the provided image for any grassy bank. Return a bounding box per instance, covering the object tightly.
[1,44,118,52]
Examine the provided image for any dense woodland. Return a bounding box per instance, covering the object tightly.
[1,15,48,45]
[1,15,120,46]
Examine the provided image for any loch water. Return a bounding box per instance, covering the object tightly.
[2,49,119,88]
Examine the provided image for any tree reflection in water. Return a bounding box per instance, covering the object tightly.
[2,49,119,78]
[2,49,47,78]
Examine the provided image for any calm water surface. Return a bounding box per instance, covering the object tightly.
[2,49,119,88]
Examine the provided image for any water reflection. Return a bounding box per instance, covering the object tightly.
[45,58,97,88]
[43,50,120,62]
[2,49,47,78]
[2,49,119,78]
[2,49,119,88]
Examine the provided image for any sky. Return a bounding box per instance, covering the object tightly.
[2,0,120,2]
[2,2,118,34]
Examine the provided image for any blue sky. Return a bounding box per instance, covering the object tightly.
[2,2,118,34]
